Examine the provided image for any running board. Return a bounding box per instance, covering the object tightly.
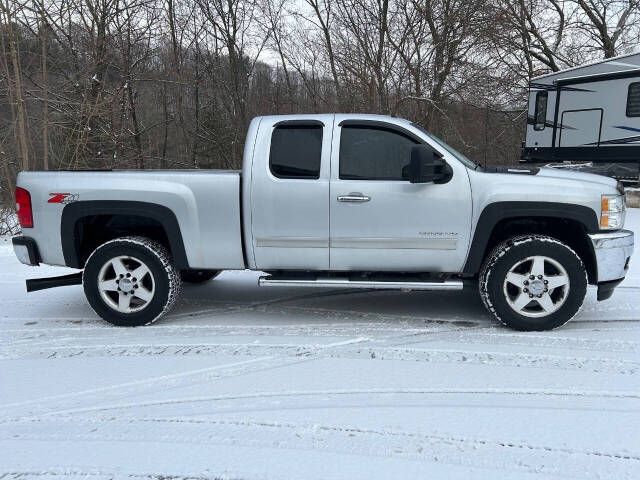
[258,275,463,291]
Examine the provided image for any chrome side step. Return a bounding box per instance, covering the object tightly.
[258,276,463,291]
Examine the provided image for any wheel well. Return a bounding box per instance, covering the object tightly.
[481,217,597,284]
[74,214,172,267]
[61,201,190,269]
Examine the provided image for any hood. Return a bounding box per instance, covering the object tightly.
[535,167,619,189]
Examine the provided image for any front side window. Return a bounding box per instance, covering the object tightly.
[411,122,477,169]
[339,126,418,181]
[269,125,322,179]
[534,91,548,130]
[626,82,640,117]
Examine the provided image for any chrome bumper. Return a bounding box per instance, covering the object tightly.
[588,229,634,283]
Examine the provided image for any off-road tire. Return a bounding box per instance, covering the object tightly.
[180,269,220,284]
[83,236,182,327]
[479,234,587,331]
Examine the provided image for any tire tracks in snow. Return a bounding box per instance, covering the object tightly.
[409,330,640,353]
[330,346,640,375]
[0,306,481,420]
[1,322,437,344]
[0,471,230,480]
[2,414,639,479]
[0,356,305,418]
[14,386,640,420]
[4,338,639,419]
[3,289,640,427]
[2,339,638,376]
[0,337,372,419]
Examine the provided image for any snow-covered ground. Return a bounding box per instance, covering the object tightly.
[2,212,640,479]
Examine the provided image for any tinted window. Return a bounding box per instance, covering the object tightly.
[534,91,548,130]
[339,126,418,180]
[270,125,322,179]
[626,82,640,117]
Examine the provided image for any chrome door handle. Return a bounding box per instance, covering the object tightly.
[337,193,371,203]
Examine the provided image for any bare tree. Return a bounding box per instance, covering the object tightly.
[301,0,344,108]
[0,0,31,171]
[572,0,640,58]
[0,0,637,211]
[333,0,394,113]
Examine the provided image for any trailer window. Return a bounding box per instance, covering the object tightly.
[270,125,322,179]
[627,82,640,117]
[534,91,548,130]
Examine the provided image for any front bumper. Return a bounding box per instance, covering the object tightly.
[12,236,40,266]
[587,229,633,300]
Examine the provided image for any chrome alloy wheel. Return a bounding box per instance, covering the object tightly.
[502,255,570,318]
[97,255,155,313]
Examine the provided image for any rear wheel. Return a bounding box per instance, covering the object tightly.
[479,235,587,331]
[180,269,220,284]
[83,236,182,326]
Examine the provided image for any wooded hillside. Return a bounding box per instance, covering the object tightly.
[0,0,638,207]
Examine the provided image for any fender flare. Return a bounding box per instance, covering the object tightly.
[462,201,599,274]
[61,200,189,269]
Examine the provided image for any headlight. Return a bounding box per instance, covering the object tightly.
[601,194,626,229]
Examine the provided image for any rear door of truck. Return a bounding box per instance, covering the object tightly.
[249,116,334,270]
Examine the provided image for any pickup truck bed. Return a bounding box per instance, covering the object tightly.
[19,169,246,270]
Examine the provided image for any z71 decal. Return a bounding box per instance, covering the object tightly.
[48,193,79,204]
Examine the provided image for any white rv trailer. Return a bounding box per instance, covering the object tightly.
[521,52,640,164]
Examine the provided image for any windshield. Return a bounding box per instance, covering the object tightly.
[411,123,478,170]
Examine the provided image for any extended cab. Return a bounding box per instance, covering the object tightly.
[12,114,634,330]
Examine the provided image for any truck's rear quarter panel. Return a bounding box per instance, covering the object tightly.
[18,170,245,269]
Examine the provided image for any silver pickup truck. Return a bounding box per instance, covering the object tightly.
[11,114,634,330]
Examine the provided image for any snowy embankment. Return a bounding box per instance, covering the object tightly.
[1,212,640,479]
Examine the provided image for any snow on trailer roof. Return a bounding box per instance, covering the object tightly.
[532,51,640,83]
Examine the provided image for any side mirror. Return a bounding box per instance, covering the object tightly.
[403,145,453,184]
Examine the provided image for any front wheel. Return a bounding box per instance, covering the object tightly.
[83,236,182,326]
[479,235,587,331]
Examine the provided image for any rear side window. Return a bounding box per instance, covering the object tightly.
[534,91,548,130]
[626,82,640,117]
[339,126,418,181]
[270,125,322,179]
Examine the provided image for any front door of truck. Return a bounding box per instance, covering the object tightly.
[250,115,334,270]
[329,118,472,272]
